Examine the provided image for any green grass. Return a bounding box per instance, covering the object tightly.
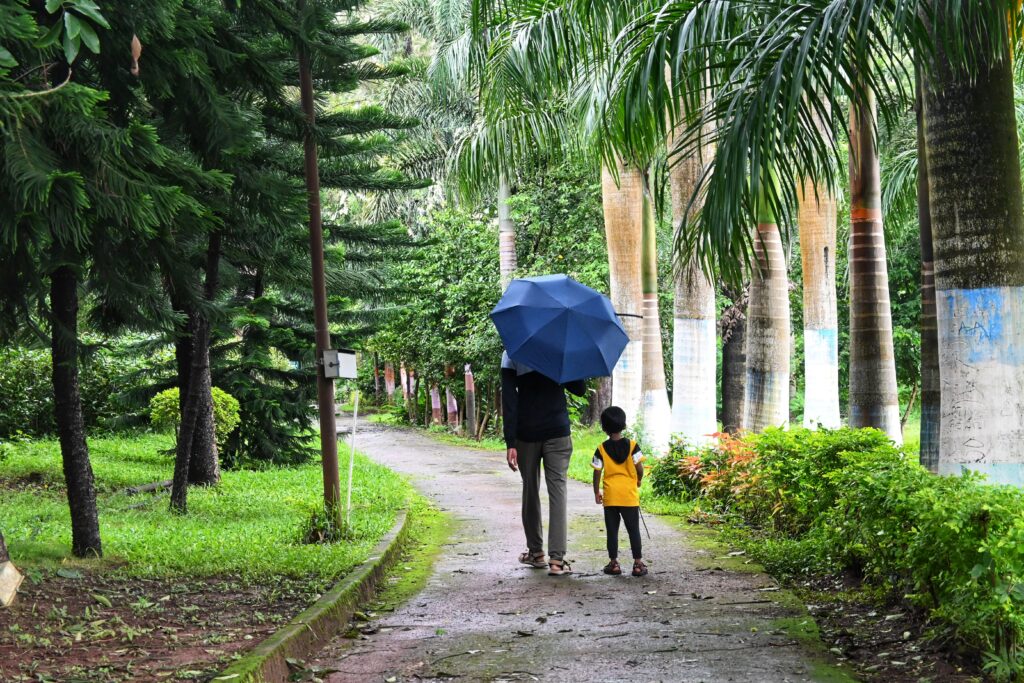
[1,433,415,583]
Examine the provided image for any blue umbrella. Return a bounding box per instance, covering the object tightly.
[490,274,629,383]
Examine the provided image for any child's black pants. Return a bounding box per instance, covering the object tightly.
[604,506,642,559]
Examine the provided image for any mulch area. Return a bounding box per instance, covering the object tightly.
[0,569,316,682]
[795,573,984,682]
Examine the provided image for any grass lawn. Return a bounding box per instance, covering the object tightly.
[1,433,415,582]
[1,432,423,682]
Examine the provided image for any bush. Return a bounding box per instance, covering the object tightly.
[0,342,168,438]
[149,387,241,451]
[652,426,1024,679]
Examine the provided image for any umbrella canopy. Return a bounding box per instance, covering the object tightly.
[490,274,629,383]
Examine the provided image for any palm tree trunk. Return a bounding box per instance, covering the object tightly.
[798,176,841,429]
[916,69,940,473]
[50,264,102,557]
[601,160,644,426]
[498,173,517,289]
[743,185,790,432]
[640,185,671,455]
[585,376,612,426]
[848,84,902,443]
[721,296,747,434]
[669,130,717,446]
[924,14,1024,484]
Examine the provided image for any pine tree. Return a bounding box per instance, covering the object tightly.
[1,0,215,555]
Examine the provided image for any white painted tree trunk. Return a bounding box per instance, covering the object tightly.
[672,262,717,445]
[668,119,717,446]
[640,190,671,456]
[601,161,645,427]
[498,174,517,290]
[743,204,791,432]
[925,25,1024,484]
[848,85,902,444]
[798,177,841,429]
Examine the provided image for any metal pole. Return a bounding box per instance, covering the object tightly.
[297,6,341,525]
[346,390,359,526]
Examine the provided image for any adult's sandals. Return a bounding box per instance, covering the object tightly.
[519,551,547,569]
[603,560,622,576]
[548,559,573,576]
[632,560,648,577]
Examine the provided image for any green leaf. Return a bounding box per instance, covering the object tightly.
[71,1,110,29]
[45,0,64,13]
[34,22,63,49]
[64,12,81,39]
[62,31,80,63]
[56,568,83,579]
[92,593,112,608]
[0,47,16,68]
[78,21,99,54]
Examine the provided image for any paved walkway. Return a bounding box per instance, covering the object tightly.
[312,425,847,682]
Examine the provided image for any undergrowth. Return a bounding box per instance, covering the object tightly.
[648,427,1024,680]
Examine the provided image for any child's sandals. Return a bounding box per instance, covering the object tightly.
[603,560,622,575]
[519,550,547,568]
[548,559,573,576]
[631,559,648,577]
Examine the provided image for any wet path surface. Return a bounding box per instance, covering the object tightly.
[311,426,847,682]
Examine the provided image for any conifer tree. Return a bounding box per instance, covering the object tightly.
[1,0,214,555]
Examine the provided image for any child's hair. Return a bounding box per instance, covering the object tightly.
[600,406,627,435]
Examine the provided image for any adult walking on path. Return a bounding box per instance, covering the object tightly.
[501,351,586,576]
[310,424,848,682]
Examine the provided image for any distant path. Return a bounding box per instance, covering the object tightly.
[312,424,849,682]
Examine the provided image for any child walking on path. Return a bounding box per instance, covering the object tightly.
[592,407,648,577]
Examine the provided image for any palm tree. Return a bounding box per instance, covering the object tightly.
[924,3,1024,483]
[916,70,940,471]
[601,161,646,425]
[798,177,841,429]
[798,104,841,429]
[743,181,791,431]
[641,184,671,453]
[669,128,717,445]
[847,84,902,443]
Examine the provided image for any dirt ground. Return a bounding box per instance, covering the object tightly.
[797,574,983,682]
[0,570,310,682]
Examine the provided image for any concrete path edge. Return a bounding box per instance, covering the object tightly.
[211,509,411,683]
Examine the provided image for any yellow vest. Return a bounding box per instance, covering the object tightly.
[598,440,641,507]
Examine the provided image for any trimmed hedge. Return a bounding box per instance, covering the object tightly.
[652,427,1024,679]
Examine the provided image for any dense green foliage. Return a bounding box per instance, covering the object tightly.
[149,387,240,452]
[650,427,1024,678]
[0,434,413,581]
[0,344,168,437]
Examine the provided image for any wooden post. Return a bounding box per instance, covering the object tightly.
[297,4,341,524]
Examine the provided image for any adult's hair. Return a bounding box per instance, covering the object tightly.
[600,406,627,435]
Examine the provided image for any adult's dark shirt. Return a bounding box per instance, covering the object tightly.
[501,352,587,448]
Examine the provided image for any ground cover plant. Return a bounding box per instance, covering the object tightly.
[647,427,1024,680]
[0,434,416,681]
